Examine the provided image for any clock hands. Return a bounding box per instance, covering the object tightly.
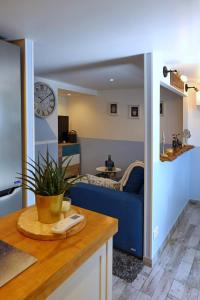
[40,92,53,103]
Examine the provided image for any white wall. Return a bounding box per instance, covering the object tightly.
[160,87,183,144]
[23,39,35,206]
[58,88,144,142]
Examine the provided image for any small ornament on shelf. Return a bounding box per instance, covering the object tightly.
[172,134,178,151]
[183,129,191,145]
[177,133,182,148]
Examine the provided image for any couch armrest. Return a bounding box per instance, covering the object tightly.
[69,182,144,257]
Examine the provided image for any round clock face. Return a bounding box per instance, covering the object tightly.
[34,82,56,118]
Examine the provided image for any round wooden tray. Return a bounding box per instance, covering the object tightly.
[17,206,86,241]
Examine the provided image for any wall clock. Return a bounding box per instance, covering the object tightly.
[34,82,56,118]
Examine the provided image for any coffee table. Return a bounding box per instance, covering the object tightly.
[96,166,121,179]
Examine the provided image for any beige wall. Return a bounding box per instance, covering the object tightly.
[58,95,69,116]
[160,87,183,144]
[58,88,144,142]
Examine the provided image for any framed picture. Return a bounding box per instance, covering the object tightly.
[128,105,140,119]
[160,102,164,116]
[108,102,118,116]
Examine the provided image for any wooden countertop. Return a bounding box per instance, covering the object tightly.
[160,145,194,162]
[0,206,118,300]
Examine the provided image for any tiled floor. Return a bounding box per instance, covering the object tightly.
[113,202,200,300]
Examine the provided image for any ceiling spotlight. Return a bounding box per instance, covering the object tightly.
[109,78,115,83]
[185,84,198,92]
[163,66,178,78]
[180,75,188,83]
[67,93,71,96]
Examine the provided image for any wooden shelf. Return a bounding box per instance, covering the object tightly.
[160,80,188,97]
[160,145,194,162]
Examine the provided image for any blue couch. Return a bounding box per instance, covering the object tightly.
[69,166,144,258]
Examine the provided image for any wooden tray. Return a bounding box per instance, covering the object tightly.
[17,206,86,241]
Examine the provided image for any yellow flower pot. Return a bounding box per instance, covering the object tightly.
[36,194,63,224]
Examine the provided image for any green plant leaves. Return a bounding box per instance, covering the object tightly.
[17,149,79,196]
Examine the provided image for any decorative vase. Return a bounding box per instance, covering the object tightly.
[36,194,63,224]
[105,155,115,171]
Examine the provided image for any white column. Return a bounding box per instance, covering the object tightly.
[24,39,35,206]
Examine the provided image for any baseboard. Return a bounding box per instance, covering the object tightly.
[189,199,200,205]
[143,256,152,267]
[151,200,190,266]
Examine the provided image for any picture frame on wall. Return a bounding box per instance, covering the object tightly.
[108,102,118,116]
[128,105,140,119]
[160,102,164,116]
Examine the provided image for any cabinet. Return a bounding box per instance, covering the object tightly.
[48,239,113,300]
[58,143,81,178]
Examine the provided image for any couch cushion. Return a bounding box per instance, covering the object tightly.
[123,166,144,193]
[138,184,144,195]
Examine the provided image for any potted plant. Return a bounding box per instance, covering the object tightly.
[18,150,78,224]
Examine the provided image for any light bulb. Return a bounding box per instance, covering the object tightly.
[180,75,188,83]
[196,91,200,106]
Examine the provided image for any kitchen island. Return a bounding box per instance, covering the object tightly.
[0,205,118,300]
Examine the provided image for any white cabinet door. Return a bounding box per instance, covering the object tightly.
[48,239,113,300]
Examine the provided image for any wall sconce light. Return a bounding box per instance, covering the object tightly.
[185,84,199,92]
[185,84,200,106]
[180,75,188,83]
[196,91,200,106]
[163,66,178,78]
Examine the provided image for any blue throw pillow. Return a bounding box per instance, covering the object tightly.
[123,166,144,193]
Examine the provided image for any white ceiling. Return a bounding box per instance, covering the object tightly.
[40,55,144,90]
[0,0,200,88]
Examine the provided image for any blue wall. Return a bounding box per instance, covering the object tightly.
[79,137,144,175]
[152,151,191,258]
[190,147,200,200]
[35,117,58,161]
[35,143,58,161]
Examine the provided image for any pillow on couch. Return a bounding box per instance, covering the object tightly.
[87,174,120,190]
